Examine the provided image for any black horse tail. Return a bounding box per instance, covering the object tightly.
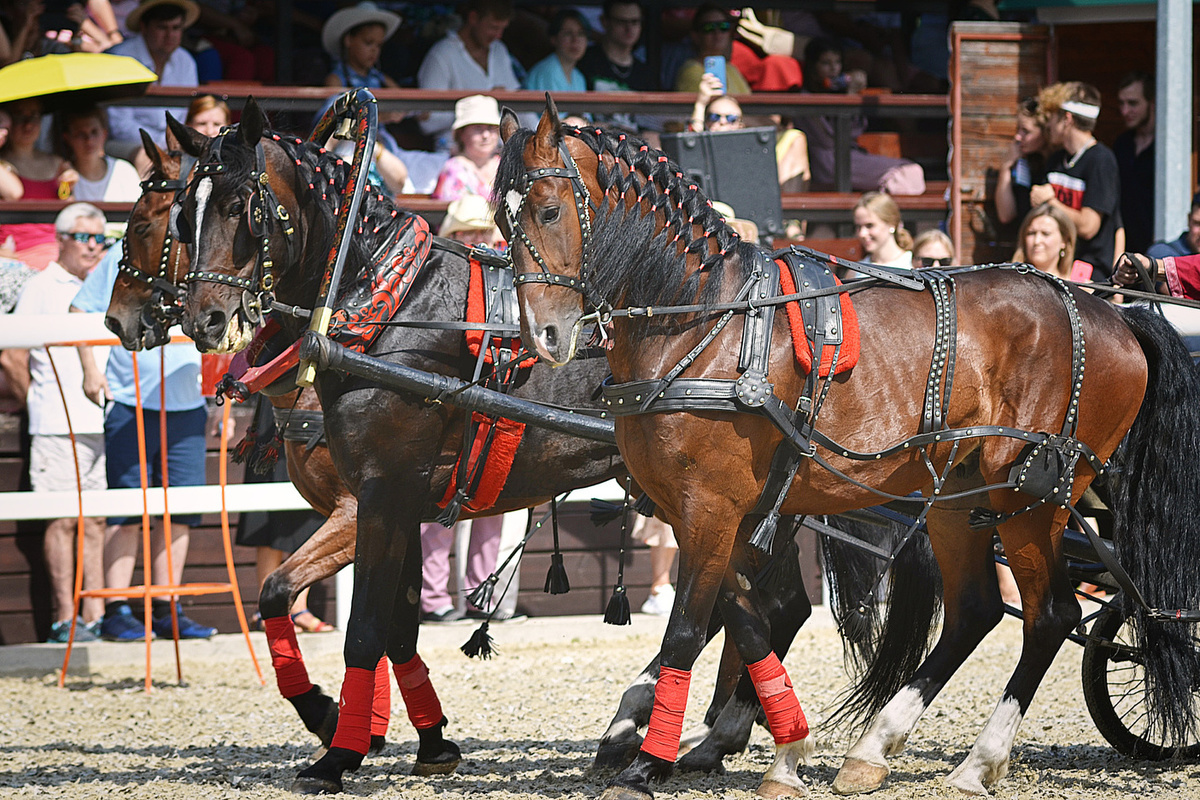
[1109,305,1200,749]
[819,511,942,731]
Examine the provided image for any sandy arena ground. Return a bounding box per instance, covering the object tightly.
[2,606,1199,799]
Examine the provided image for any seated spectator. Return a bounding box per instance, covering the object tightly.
[0,107,24,200]
[196,0,274,83]
[1146,196,1200,260]
[853,191,912,269]
[673,4,750,94]
[432,95,500,202]
[0,2,44,65]
[0,203,110,643]
[796,37,926,196]
[106,0,199,160]
[417,0,519,153]
[995,97,1050,227]
[56,105,140,202]
[322,1,401,90]
[1013,202,1092,282]
[522,9,588,93]
[0,98,78,271]
[1031,81,1120,280]
[439,194,505,250]
[911,229,955,268]
[185,93,230,137]
[578,1,658,138]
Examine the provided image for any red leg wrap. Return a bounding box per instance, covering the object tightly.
[264,615,313,698]
[641,666,691,762]
[746,652,808,743]
[371,656,391,737]
[330,666,376,754]
[394,654,444,730]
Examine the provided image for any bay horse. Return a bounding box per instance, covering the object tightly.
[497,100,1200,798]
[159,101,911,794]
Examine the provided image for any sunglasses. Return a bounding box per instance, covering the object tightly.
[65,232,112,246]
[699,20,732,33]
[918,256,952,268]
[707,113,741,124]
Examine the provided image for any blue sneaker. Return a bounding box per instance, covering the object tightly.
[47,617,99,644]
[100,604,153,642]
[152,604,217,639]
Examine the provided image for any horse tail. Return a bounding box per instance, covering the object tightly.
[1109,304,1200,748]
[820,512,942,731]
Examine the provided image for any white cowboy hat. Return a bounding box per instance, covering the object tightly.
[126,0,200,33]
[439,195,497,237]
[452,94,501,131]
[322,2,402,59]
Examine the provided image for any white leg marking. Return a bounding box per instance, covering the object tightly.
[946,696,1023,795]
[761,738,814,793]
[845,685,928,764]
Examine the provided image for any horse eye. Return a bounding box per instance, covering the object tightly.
[540,206,561,225]
[229,202,244,218]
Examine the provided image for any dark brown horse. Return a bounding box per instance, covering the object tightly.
[497,101,1200,798]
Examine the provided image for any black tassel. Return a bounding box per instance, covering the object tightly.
[589,498,625,526]
[749,511,780,553]
[840,601,873,644]
[544,553,570,594]
[466,574,497,611]
[633,493,657,518]
[230,428,258,464]
[434,492,464,527]
[604,584,631,626]
[248,430,283,475]
[461,621,495,659]
[758,536,800,597]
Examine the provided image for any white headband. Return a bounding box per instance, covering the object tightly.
[1062,100,1100,120]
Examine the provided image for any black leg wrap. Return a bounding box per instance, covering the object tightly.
[292,746,363,794]
[288,685,339,747]
[413,716,462,776]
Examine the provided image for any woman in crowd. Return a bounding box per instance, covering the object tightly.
[854,190,912,269]
[523,9,589,93]
[57,105,139,202]
[322,1,401,90]
[185,94,230,137]
[432,95,501,202]
[911,229,955,268]
[0,98,77,270]
[995,97,1050,226]
[1013,202,1092,282]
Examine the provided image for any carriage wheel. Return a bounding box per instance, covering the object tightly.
[1080,608,1200,760]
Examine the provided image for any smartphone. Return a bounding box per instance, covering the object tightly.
[703,56,727,93]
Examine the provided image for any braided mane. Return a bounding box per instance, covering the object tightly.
[495,124,759,312]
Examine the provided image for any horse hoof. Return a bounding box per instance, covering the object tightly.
[832,757,889,795]
[598,785,653,800]
[291,775,342,795]
[593,740,642,772]
[412,756,461,777]
[757,778,808,798]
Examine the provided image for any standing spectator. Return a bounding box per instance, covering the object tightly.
[56,105,140,202]
[673,4,751,94]
[0,99,78,271]
[0,204,109,642]
[522,9,588,94]
[420,517,504,622]
[632,516,677,617]
[431,94,500,202]
[322,1,400,90]
[853,191,912,269]
[1146,197,1200,260]
[1013,202,1092,282]
[417,0,518,153]
[106,0,199,158]
[1031,82,1120,281]
[578,0,657,137]
[995,97,1050,227]
[71,243,216,641]
[1113,71,1155,254]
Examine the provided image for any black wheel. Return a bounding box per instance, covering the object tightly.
[1081,608,1200,760]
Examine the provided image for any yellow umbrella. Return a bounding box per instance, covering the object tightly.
[0,53,157,109]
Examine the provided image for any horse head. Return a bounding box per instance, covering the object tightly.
[174,97,303,354]
[105,125,190,350]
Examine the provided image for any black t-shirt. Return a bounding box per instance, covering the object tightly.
[579,45,658,92]
[1009,153,1046,225]
[1113,129,1155,254]
[1045,142,1121,279]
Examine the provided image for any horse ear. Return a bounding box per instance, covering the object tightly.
[140,129,166,176]
[534,92,563,152]
[240,96,265,146]
[499,107,520,143]
[166,112,206,157]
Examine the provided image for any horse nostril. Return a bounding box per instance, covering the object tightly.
[105,316,122,339]
[543,325,558,351]
[201,309,227,339]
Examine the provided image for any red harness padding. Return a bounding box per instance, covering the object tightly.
[746,652,808,743]
[372,656,391,737]
[393,654,444,730]
[330,666,376,754]
[465,256,538,368]
[776,258,859,377]
[641,666,692,761]
[437,413,526,513]
[263,615,313,698]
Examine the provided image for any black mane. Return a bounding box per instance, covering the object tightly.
[495,124,759,312]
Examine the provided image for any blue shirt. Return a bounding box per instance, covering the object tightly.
[71,246,204,411]
[522,54,587,93]
[1148,233,1197,260]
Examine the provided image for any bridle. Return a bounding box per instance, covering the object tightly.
[180,127,300,327]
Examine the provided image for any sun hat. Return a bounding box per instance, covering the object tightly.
[452,95,501,131]
[439,195,496,236]
[126,0,200,33]
[322,2,402,58]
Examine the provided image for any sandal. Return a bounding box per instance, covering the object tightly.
[291,609,335,633]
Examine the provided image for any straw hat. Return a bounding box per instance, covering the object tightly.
[126,0,200,32]
[452,94,501,131]
[322,2,402,58]
[439,195,497,237]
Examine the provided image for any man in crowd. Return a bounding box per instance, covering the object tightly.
[71,242,216,641]
[417,0,520,152]
[1113,71,1156,254]
[0,204,109,643]
[1147,196,1200,260]
[1031,82,1121,281]
[578,1,660,139]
